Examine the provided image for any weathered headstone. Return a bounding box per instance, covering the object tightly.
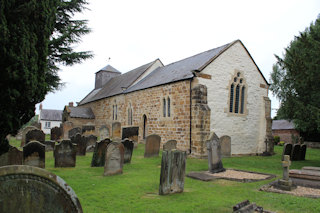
[144,134,161,158]
[82,125,95,136]
[44,140,55,151]
[206,132,225,173]
[51,126,62,141]
[276,155,296,191]
[21,126,38,147]
[281,143,293,161]
[122,126,139,147]
[0,146,23,167]
[91,139,111,167]
[112,122,121,138]
[54,140,77,167]
[23,141,45,168]
[220,135,231,157]
[103,142,124,176]
[291,144,301,161]
[300,144,307,160]
[99,125,110,140]
[159,150,186,195]
[163,140,177,151]
[71,133,87,156]
[26,129,45,144]
[85,134,98,147]
[121,139,134,163]
[62,121,73,139]
[0,165,83,212]
[68,127,82,139]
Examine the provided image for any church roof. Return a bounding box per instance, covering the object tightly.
[69,107,95,119]
[96,65,120,74]
[272,120,296,130]
[39,109,62,121]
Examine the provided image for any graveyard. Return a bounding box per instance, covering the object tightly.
[5,137,320,213]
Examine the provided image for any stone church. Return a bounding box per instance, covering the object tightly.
[62,40,272,158]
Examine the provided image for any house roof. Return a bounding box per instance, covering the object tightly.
[69,107,95,119]
[96,65,120,74]
[272,120,296,130]
[40,109,62,121]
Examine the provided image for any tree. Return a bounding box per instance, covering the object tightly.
[0,0,92,155]
[270,16,320,139]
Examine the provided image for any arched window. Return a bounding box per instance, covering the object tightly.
[235,85,240,113]
[163,98,166,117]
[143,114,147,139]
[128,104,133,125]
[229,71,247,115]
[167,97,171,117]
[229,84,234,112]
[240,86,245,114]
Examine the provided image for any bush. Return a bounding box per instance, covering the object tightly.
[278,141,285,146]
[274,136,280,145]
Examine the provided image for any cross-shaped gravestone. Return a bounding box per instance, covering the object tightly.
[276,154,296,191]
[282,155,290,181]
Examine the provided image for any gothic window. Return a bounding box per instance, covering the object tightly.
[163,98,166,117]
[229,71,246,115]
[115,105,118,120]
[167,97,171,117]
[128,104,133,125]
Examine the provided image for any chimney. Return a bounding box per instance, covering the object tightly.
[69,102,74,107]
[39,103,43,111]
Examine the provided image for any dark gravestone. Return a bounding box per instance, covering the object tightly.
[220,135,231,157]
[23,141,45,168]
[91,139,111,167]
[71,133,87,156]
[206,132,225,173]
[54,140,77,167]
[291,144,301,161]
[121,139,134,163]
[144,134,161,158]
[112,122,121,138]
[0,146,23,166]
[99,125,110,140]
[82,125,95,136]
[85,135,98,147]
[68,127,82,139]
[300,144,307,160]
[163,140,177,151]
[51,126,62,141]
[122,126,139,146]
[281,143,293,161]
[104,142,124,176]
[44,140,55,151]
[159,150,186,195]
[26,129,45,144]
[0,165,83,212]
[21,126,38,147]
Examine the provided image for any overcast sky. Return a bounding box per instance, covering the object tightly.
[37,0,320,117]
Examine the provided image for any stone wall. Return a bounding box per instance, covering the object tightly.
[272,129,300,144]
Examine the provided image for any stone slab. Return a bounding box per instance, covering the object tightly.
[302,166,320,172]
[289,169,320,181]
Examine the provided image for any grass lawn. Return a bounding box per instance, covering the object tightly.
[8,138,320,213]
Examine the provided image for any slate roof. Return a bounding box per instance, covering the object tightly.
[272,120,296,130]
[69,107,95,119]
[97,65,120,74]
[40,109,62,121]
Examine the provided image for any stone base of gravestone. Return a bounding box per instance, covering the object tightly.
[0,165,83,212]
[274,179,297,191]
[159,150,186,195]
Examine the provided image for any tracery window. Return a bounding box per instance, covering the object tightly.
[229,72,246,115]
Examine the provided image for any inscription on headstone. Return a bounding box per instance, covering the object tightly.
[220,135,231,157]
[104,142,124,176]
[0,146,23,167]
[26,129,45,144]
[159,150,186,195]
[0,165,83,212]
[121,139,134,163]
[23,141,45,168]
[206,132,225,173]
[54,140,77,167]
[144,134,161,158]
[91,139,111,167]
[163,140,177,151]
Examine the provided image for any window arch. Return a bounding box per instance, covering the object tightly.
[163,98,166,117]
[167,97,171,117]
[229,71,247,115]
[128,104,133,125]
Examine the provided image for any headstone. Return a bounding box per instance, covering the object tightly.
[112,122,121,138]
[44,140,55,151]
[300,144,307,160]
[21,126,38,147]
[262,137,274,156]
[291,144,301,161]
[220,135,231,157]
[281,143,293,161]
[163,140,177,151]
[54,140,77,167]
[23,141,45,168]
[99,125,110,140]
[84,134,97,147]
[103,142,124,176]
[25,129,45,144]
[121,139,134,163]
[62,121,73,139]
[0,165,83,212]
[68,127,82,139]
[144,134,161,158]
[71,133,87,156]
[206,132,225,173]
[91,139,111,167]
[276,155,296,191]
[82,125,95,136]
[122,126,139,147]
[51,126,62,141]
[0,146,23,167]
[159,150,186,195]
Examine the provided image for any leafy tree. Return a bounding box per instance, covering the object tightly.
[0,0,92,155]
[270,16,320,138]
